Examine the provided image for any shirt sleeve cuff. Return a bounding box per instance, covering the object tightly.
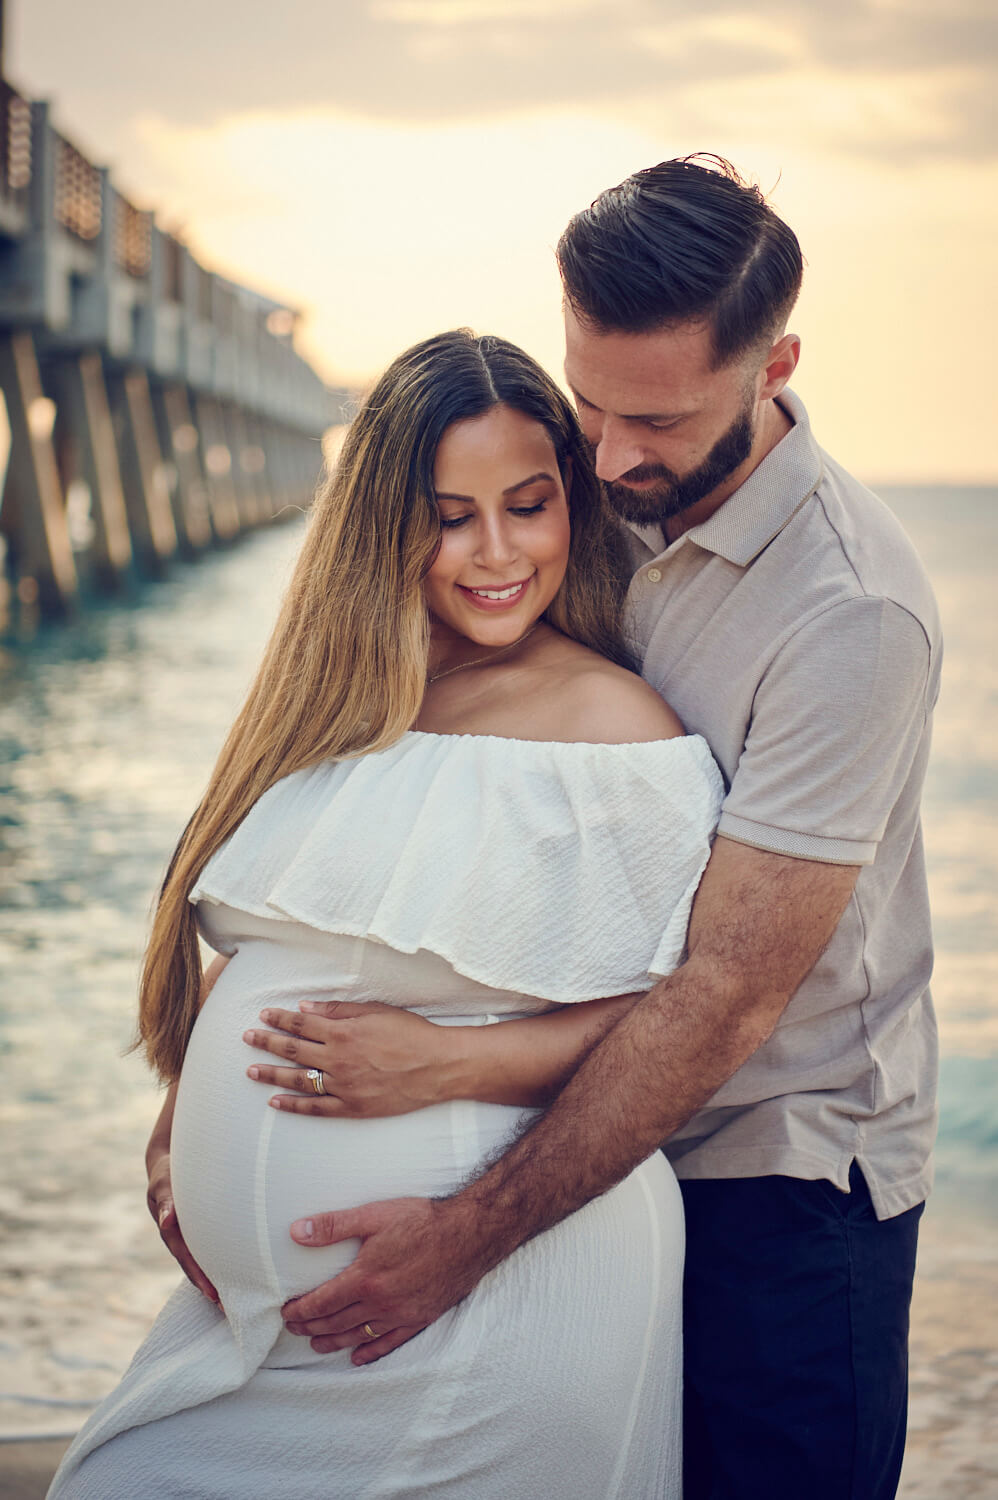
[716,811,876,866]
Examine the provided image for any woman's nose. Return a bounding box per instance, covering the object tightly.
[474,517,519,571]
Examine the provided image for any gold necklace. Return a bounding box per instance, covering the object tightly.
[427,622,539,684]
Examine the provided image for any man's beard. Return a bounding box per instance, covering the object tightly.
[595,403,756,527]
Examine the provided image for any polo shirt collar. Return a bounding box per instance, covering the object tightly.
[625,389,825,569]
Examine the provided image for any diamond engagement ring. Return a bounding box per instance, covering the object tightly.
[305,1068,327,1096]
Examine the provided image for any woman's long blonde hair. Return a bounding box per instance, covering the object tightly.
[138,329,634,1080]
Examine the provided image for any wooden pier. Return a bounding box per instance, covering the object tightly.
[0,70,345,631]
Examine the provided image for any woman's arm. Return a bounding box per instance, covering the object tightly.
[145,952,231,1299]
[242,991,641,1117]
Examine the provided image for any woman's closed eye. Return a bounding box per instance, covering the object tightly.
[439,500,549,530]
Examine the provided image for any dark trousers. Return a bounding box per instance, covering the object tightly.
[679,1164,923,1500]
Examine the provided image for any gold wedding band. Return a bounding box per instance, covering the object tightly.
[363,1323,376,1339]
[305,1068,326,1096]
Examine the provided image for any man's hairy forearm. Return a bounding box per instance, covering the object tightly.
[449,838,860,1276]
[454,957,764,1268]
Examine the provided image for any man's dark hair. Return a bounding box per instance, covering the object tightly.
[556,154,803,367]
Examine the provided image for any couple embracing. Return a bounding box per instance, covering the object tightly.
[50,156,940,1500]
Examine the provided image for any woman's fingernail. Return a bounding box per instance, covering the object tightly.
[293,1218,314,1239]
[300,1001,316,1011]
[269,1097,284,1109]
[260,1010,276,1024]
[243,1030,255,1045]
[247,1066,259,1079]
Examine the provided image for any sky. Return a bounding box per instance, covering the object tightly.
[11,0,998,483]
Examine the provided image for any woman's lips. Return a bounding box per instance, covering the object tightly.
[456,578,532,610]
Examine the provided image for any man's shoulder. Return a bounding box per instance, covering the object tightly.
[803,453,940,642]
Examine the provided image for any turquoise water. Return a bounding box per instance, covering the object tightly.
[0,487,995,1436]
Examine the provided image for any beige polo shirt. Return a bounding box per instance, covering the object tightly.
[627,389,941,1219]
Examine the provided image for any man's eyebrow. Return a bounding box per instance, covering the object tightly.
[568,383,599,411]
[568,382,684,424]
[435,472,555,503]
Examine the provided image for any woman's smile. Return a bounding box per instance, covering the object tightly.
[457,577,534,610]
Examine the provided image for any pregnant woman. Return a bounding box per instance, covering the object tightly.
[49,330,722,1500]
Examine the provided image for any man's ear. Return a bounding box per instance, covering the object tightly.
[759,333,800,401]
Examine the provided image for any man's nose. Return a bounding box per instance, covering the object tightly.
[592,418,645,483]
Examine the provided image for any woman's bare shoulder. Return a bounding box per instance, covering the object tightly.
[531,637,685,745]
[561,662,685,745]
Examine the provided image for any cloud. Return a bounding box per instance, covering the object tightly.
[16,0,998,166]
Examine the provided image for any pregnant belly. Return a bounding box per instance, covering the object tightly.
[170,974,536,1308]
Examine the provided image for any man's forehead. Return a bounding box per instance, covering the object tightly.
[562,309,724,411]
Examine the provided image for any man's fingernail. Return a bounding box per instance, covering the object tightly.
[300,1001,317,1012]
[293,1218,314,1239]
[247,1066,259,1079]
[260,1010,276,1024]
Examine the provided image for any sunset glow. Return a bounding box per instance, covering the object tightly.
[13,0,997,483]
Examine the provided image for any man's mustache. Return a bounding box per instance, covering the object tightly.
[608,463,677,489]
[581,441,677,490]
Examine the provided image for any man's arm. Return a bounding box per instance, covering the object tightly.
[282,835,858,1361]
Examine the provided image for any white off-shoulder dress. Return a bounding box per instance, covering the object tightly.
[50,730,723,1500]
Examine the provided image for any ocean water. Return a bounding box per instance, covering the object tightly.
[0,487,995,1444]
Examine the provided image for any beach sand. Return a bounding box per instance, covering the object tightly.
[2,1202,993,1499]
[0,1438,70,1499]
[898,1202,998,1498]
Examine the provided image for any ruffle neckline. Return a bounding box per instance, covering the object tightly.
[190,732,724,1001]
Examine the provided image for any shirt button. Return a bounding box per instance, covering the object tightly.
[646,567,662,583]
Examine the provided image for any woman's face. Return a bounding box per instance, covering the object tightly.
[425,404,572,650]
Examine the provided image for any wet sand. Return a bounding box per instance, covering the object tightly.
[0,1438,70,1499]
[898,1202,998,1498]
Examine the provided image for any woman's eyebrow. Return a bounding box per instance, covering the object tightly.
[435,472,555,503]
[503,471,555,496]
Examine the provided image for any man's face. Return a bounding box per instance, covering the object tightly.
[563,306,761,529]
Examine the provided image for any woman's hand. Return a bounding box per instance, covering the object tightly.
[244,1001,464,1118]
[144,956,230,1304]
[244,992,641,1117]
[146,1147,219,1304]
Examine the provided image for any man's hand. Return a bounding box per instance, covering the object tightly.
[282,1197,486,1365]
[147,1150,219,1303]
